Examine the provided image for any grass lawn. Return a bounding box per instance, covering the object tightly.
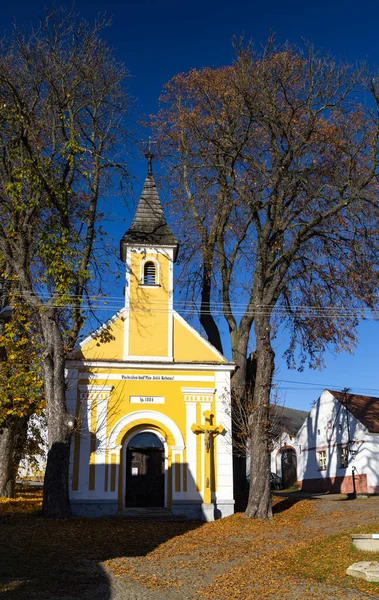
[1,487,379,599]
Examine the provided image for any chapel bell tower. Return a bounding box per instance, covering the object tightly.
[120,152,178,361]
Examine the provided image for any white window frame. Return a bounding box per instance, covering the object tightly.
[339,446,349,469]
[317,450,327,471]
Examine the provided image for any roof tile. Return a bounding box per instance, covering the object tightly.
[329,390,379,433]
[120,167,178,261]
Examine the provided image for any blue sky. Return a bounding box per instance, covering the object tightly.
[4,0,379,410]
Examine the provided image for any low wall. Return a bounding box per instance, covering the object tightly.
[300,474,367,494]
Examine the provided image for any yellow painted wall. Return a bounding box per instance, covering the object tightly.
[79,368,215,439]
[74,367,217,496]
[72,315,125,360]
[173,314,225,363]
[128,251,170,357]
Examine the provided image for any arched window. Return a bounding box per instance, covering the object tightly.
[143,261,156,285]
[128,432,164,449]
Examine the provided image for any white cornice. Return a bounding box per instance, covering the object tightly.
[78,384,114,393]
[66,360,235,372]
[181,387,216,395]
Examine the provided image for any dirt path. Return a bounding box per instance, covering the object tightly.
[103,496,379,600]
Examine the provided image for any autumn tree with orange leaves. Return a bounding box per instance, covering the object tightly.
[152,39,379,519]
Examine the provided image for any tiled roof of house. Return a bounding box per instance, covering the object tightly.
[270,405,309,438]
[329,390,379,433]
[120,153,178,262]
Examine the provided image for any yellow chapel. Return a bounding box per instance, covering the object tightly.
[65,153,235,520]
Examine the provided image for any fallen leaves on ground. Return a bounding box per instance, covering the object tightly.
[1,488,379,599]
[0,485,42,513]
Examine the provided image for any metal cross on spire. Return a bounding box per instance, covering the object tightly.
[145,136,157,175]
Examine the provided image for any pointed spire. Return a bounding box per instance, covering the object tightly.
[120,153,178,262]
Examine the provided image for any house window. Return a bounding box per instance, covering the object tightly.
[143,261,156,285]
[317,450,327,471]
[340,446,349,469]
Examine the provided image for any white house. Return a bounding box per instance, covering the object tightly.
[271,389,379,494]
[270,405,308,489]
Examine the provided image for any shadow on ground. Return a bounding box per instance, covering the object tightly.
[0,503,202,600]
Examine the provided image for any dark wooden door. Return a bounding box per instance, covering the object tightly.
[126,447,164,507]
[281,448,297,489]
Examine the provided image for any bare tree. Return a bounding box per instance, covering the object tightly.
[0,8,130,517]
[152,39,379,518]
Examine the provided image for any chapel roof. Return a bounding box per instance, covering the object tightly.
[120,152,178,262]
[329,389,379,433]
[270,405,309,438]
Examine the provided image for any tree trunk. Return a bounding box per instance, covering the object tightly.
[41,315,74,518]
[13,416,29,479]
[0,423,17,497]
[199,256,224,354]
[244,315,274,519]
[230,325,252,507]
[0,416,31,498]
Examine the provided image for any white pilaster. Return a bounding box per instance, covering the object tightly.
[94,386,113,496]
[215,371,234,512]
[123,246,131,359]
[167,248,174,360]
[66,369,78,490]
[76,385,113,498]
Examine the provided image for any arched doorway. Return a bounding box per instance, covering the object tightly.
[281,447,297,489]
[125,432,165,507]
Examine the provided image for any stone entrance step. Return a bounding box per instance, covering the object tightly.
[117,507,188,521]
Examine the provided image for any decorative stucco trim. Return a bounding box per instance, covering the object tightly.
[107,410,185,449]
[139,256,160,285]
[78,385,114,393]
[181,387,216,395]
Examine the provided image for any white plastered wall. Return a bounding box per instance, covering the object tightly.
[270,431,301,480]
[296,390,368,485]
[214,370,234,516]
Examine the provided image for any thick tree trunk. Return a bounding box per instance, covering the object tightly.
[41,315,74,518]
[244,315,274,519]
[0,424,17,497]
[0,414,31,498]
[199,257,224,354]
[230,325,252,506]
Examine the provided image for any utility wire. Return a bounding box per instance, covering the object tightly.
[4,292,376,317]
[274,379,379,394]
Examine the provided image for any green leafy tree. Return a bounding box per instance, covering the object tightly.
[0,8,130,516]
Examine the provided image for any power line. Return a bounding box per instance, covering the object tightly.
[4,293,377,318]
[7,290,377,311]
[274,379,379,395]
